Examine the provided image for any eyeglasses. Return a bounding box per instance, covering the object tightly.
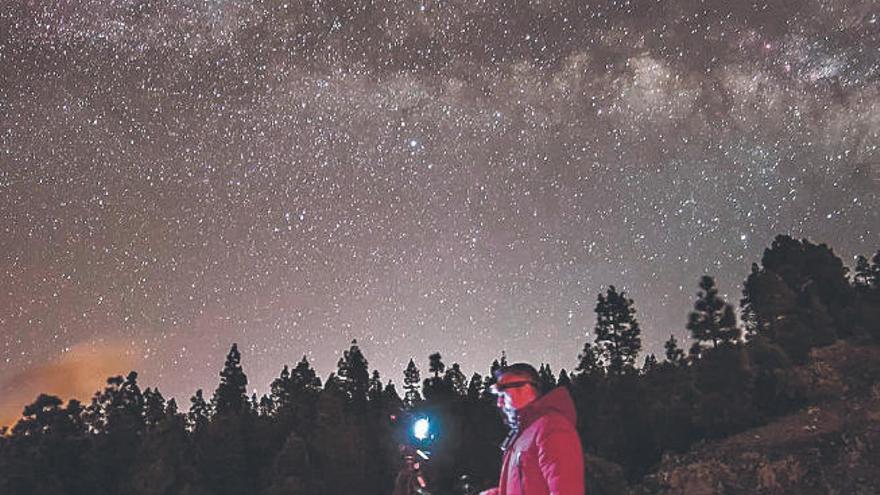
[490,380,537,395]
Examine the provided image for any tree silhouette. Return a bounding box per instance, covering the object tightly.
[575,342,602,376]
[337,340,370,409]
[854,250,879,292]
[443,363,468,396]
[642,354,658,373]
[269,365,292,413]
[423,352,453,400]
[466,373,483,401]
[84,371,145,436]
[664,335,685,366]
[368,370,384,403]
[314,374,366,493]
[594,286,642,375]
[188,389,211,433]
[403,358,422,407]
[213,343,249,416]
[747,235,853,338]
[428,352,446,377]
[291,356,321,390]
[84,371,145,492]
[270,356,322,431]
[482,358,503,396]
[13,394,83,438]
[143,387,167,429]
[538,363,557,393]
[742,263,835,362]
[383,381,403,408]
[687,275,739,349]
[557,369,571,388]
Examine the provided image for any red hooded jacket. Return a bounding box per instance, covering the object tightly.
[485,386,585,495]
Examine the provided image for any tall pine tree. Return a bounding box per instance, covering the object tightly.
[687,275,740,349]
[337,340,370,410]
[593,286,642,375]
[213,343,249,416]
[368,370,384,403]
[403,358,422,407]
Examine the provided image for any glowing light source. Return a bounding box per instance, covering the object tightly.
[413,418,430,440]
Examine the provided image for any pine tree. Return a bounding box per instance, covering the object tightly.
[368,370,384,403]
[687,276,740,349]
[337,340,370,409]
[854,251,880,292]
[84,372,145,491]
[273,355,321,428]
[466,373,483,401]
[741,258,836,362]
[12,394,70,437]
[483,358,503,395]
[188,389,211,432]
[664,335,685,366]
[403,358,422,407]
[314,373,365,494]
[538,363,557,393]
[165,398,178,418]
[382,381,403,409]
[575,342,602,376]
[428,352,446,377]
[642,354,658,373]
[443,363,468,396]
[258,394,273,416]
[143,387,167,429]
[213,343,249,415]
[86,371,145,436]
[269,364,292,413]
[754,235,853,337]
[740,263,764,339]
[423,352,452,400]
[291,355,321,391]
[557,369,571,388]
[593,286,642,375]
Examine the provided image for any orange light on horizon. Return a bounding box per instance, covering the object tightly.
[0,343,140,429]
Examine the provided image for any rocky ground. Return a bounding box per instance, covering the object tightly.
[627,341,880,495]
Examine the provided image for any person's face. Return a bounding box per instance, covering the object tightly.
[493,373,537,414]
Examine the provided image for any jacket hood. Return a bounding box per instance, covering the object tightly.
[516,386,577,430]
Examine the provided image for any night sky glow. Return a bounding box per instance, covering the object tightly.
[1,1,878,419]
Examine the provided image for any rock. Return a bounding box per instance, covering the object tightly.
[630,342,880,495]
[584,453,628,495]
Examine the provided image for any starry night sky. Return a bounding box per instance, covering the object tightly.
[1,0,877,420]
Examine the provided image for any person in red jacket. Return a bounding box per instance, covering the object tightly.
[480,363,585,495]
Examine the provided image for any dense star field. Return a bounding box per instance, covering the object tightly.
[0,0,877,421]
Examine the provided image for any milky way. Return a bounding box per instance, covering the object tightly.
[1,0,877,409]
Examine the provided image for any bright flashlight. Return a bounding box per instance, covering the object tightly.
[413,418,430,441]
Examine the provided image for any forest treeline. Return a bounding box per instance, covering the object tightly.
[1,235,878,495]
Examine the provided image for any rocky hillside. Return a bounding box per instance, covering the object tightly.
[629,341,880,495]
